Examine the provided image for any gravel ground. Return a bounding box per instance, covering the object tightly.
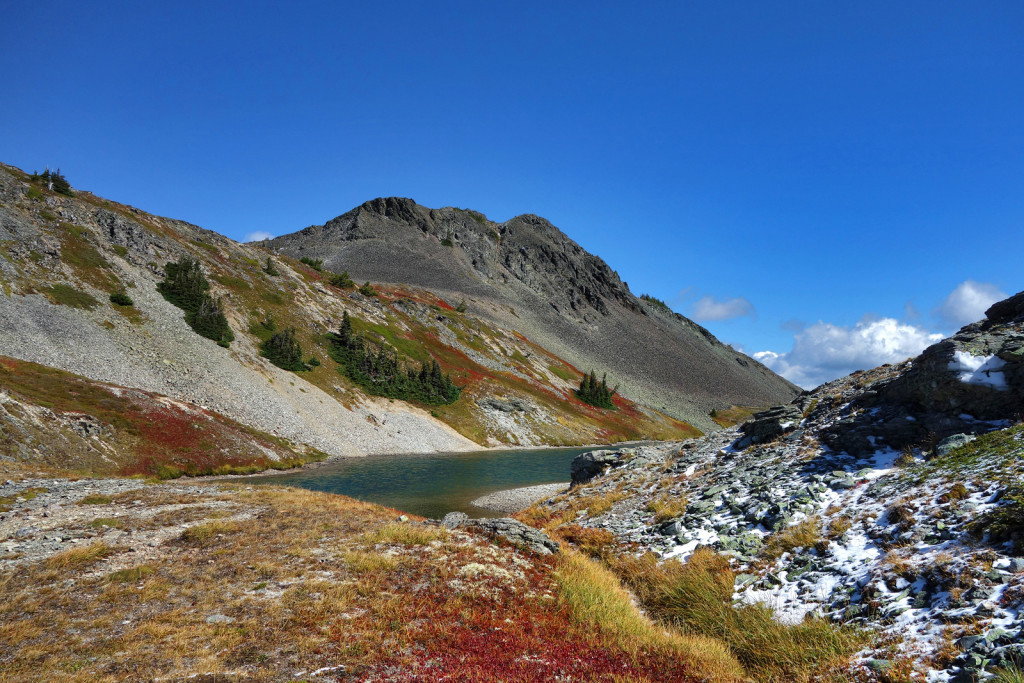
[0,290,478,459]
[471,482,568,514]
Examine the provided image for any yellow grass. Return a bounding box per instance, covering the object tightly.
[556,550,745,682]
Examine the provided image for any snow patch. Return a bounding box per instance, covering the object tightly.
[949,350,1007,389]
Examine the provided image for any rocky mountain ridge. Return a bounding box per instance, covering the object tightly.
[530,290,1024,681]
[267,197,800,429]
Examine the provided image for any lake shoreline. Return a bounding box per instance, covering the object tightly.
[207,439,663,483]
[470,482,570,514]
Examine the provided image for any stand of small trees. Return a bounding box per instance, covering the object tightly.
[30,168,73,197]
[576,370,616,409]
[328,311,460,405]
[156,255,234,347]
[260,327,308,371]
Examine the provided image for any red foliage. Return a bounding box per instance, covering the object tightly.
[331,555,702,682]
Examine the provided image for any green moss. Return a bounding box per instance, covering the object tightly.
[907,423,1024,486]
[112,245,129,258]
[213,274,250,290]
[43,284,99,310]
[968,485,1024,552]
[548,364,578,381]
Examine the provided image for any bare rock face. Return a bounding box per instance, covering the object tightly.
[818,289,1024,454]
[269,198,800,427]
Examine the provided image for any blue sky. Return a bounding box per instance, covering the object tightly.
[3,1,1021,387]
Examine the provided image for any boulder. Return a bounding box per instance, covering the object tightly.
[570,449,626,487]
[737,404,803,447]
[935,433,977,458]
[441,511,468,529]
[469,517,560,555]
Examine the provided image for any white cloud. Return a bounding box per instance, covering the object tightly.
[936,280,1006,329]
[243,231,274,242]
[691,295,755,321]
[754,317,943,390]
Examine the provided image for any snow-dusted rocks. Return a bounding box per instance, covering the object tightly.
[534,292,1024,680]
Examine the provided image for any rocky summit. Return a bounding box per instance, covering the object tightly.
[528,289,1024,681]
[268,197,800,429]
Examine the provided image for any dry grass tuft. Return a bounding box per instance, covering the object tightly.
[359,521,448,547]
[762,516,822,562]
[611,548,864,683]
[646,492,689,522]
[44,542,115,570]
[556,524,617,558]
[556,550,744,682]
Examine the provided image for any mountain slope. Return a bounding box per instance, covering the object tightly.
[0,163,699,459]
[267,198,799,429]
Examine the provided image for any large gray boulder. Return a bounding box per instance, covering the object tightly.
[469,518,560,555]
[570,449,627,487]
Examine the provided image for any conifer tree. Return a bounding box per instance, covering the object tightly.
[260,327,307,371]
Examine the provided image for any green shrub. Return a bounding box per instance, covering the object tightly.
[358,281,377,297]
[262,257,279,276]
[440,237,454,247]
[260,327,308,372]
[109,291,134,306]
[329,270,355,289]
[299,256,323,271]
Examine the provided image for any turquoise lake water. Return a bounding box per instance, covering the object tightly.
[251,446,600,519]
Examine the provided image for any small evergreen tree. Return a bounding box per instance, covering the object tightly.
[326,311,459,404]
[31,168,73,197]
[262,257,279,276]
[358,281,377,297]
[260,327,307,371]
[329,270,355,289]
[299,256,323,271]
[188,296,234,347]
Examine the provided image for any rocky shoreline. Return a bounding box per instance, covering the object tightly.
[471,482,569,514]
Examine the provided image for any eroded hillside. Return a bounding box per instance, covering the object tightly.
[0,163,698,461]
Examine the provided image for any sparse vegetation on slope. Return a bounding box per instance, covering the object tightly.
[0,356,324,478]
[157,255,234,347]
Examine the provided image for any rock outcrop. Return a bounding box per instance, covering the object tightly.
[535,290,1024,681]
[469,517,560,555]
